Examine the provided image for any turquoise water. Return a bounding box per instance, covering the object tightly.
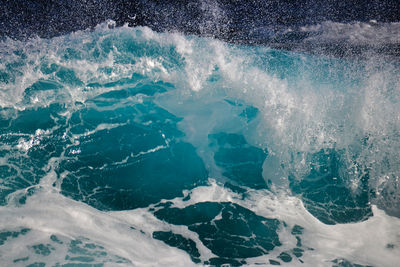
[0,22,400,266]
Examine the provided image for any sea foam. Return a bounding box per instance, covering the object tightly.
[0,21,399,266]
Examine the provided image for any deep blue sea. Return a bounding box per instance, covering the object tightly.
[1,3,400,266]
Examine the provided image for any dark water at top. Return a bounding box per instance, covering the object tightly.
[2,0,399,52]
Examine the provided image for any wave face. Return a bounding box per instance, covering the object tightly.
[0,22,400,266]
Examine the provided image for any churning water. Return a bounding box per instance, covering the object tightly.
[0,19,400,266]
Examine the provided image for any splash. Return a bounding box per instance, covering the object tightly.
[0,22,399,266]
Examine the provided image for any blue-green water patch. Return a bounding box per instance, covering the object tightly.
[30,243,54,256]
[290,149,372,224]
[209,132,268,189]
[154,201,282,262]
[0,228,30,246]
[59,98,207,210]
[331,258,374,267]
[0,105,69,205]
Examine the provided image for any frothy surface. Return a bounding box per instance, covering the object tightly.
[0,22,399,266]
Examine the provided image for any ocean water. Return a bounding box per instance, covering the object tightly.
[0,20,400,266]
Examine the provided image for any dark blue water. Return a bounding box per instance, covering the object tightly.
[1,2,400,266]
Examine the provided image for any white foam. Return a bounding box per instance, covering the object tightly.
[15,129,48,152]
[0,189,197,267]
[154,28,400,213]
[167,181,400,267]
[1,172,399,267]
